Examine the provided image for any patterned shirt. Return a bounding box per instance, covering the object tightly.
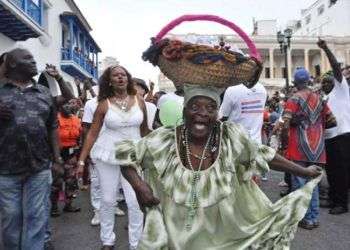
[283,89,334,163]
[0,82,58,175]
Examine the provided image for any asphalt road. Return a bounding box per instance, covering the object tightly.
[1,171,349,250]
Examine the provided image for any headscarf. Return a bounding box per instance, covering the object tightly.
[184,84,223,107]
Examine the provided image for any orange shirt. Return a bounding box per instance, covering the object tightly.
[58,113,82,148]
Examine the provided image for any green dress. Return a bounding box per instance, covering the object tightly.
[115,122,321,250]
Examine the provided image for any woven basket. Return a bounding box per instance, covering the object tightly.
[158,45,261,88]
[143,15,262,89]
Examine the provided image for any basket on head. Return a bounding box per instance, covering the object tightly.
[143,15,262,90]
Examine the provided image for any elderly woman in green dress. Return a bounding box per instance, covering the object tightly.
[116,87,321,250]
[115,21,322,249]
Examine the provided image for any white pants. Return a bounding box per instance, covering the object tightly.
[89,163,101,211]
[90,162,123,211]
[95,160,143,247]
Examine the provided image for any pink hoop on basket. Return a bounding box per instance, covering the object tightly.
[154,14,261,61]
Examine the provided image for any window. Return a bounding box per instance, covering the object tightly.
[265,68,270,79]
[318,5,325,15]
[42,2,49,32]
[329,0,337,7]
[296,21,302,29]
[315,65,321,77]
[61,23,70,48]
[305,15,311,25]
[282,67,287,78]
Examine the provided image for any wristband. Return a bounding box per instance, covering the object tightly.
[78,160,85,166]
[55,156,64,165]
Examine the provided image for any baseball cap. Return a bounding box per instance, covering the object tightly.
[293,68,310,85]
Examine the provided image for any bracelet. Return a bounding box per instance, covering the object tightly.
[78,160,85,166]
[55,157,64,164]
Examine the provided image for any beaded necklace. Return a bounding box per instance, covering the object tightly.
[114,95,128,111]
[183,127,213,231]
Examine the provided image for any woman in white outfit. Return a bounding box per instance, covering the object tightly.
[78,65,148,250]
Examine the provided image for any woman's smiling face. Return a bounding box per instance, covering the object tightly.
[184,96,218,139]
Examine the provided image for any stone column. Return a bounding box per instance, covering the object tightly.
[269,48,274,79]
[287,48,292,86]
[304,49,309,71]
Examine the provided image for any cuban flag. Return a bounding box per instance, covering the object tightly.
[241,100,264,114]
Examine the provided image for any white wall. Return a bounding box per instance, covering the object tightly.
[257,20,277,36]
[295,0,350,36]
[0,33,15,52]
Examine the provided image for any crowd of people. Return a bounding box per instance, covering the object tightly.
[0,37,349,250]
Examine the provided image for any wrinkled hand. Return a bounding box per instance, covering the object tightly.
[317,38,328,50]
[76,164,84,178]
[83,79,93,90]
[52,162,64,177]
[135,181,160,209]
[46,64,60,79]
[304,165,323,178]
[0,101,13,121]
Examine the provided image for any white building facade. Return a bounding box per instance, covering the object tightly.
[294,0,350,37]
[0,0,101,97]
[98,56,119,76]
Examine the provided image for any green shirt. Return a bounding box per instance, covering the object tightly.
[116,122,321,250]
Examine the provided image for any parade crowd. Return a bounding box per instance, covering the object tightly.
[0,37,349,250]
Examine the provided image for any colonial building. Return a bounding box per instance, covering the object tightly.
[158,0,350,93]
[98,56,119,76]
[0,0,101,96]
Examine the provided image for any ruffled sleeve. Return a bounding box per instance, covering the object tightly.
[115,136,148,172]
[223,122,276,181]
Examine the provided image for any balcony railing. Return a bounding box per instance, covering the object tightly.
[61,47,98,79]
[10,0,42,25]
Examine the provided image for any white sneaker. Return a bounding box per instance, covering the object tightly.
[115,206,125,216]
[90,211,100,226]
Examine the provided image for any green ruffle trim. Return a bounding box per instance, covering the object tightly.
[115,122,276,208]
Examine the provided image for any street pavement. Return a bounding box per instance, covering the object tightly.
[0,171,349,250]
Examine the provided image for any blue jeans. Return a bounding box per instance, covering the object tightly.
[0,169,51,250]
[291,161,319,223]
[45,170,53,243]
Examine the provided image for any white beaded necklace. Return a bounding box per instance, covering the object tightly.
[184,128,212,230]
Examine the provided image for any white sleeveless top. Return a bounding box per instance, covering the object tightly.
[91,97,144,164]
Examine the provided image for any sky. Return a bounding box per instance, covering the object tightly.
[75,0,316,84]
